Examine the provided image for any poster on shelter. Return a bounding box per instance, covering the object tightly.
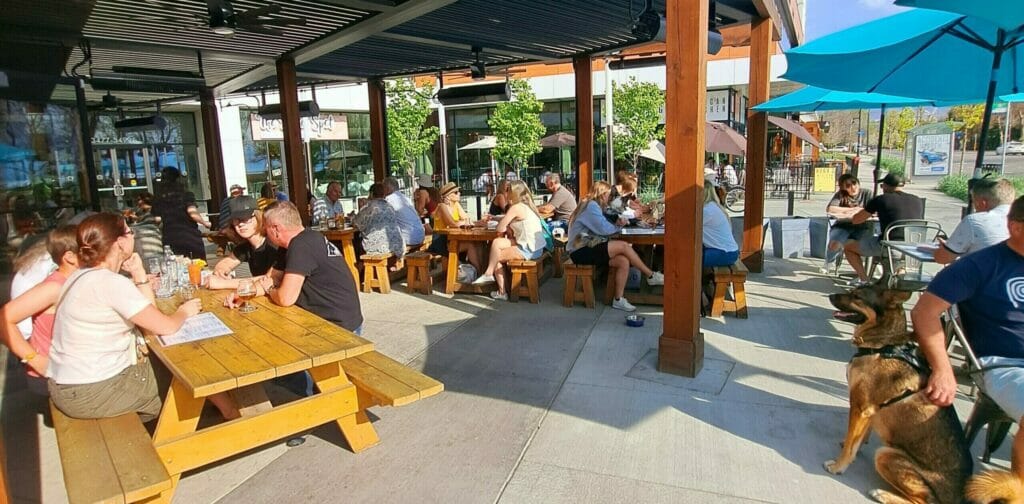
[913,133,952,176]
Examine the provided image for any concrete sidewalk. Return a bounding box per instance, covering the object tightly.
[5,177,1014,504]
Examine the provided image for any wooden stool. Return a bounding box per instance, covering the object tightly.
[707,259,748,318]
[562,262,595,308]
[508,253,547,303]
[552,235,569,278]
[361,253,392,294]
[405,251,433,295]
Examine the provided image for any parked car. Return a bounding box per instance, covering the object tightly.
[829,144,849,152]
[996,141,1024,155]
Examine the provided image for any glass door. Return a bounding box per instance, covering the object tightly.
[94,146,155,211]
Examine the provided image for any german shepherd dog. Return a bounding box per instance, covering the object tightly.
[827,284,974,504]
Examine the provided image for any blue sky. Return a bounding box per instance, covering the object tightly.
[804,0,908,42]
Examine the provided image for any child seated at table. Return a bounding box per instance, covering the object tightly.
[566,181,664,312]
[472,181,547,300]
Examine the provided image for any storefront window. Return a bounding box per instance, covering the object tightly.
[0,100,87,251]
[239,110,288,200]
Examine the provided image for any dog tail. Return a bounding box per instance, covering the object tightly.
[965,470,1024,504]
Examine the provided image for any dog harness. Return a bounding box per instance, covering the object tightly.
[851,343,930,409]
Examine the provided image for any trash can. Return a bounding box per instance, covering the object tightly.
[731,216,769,251]
[770,216,810,258]
[808,217,830,259]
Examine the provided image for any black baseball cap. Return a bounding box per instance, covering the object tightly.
[227,196,257,222]
[880,173,905,187]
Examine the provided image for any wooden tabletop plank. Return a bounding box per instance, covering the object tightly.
[230,328,311,377]
[194,335,277,389]
[254,296,373,359]
[147,339,238,397]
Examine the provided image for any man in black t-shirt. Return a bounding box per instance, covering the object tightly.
[241,201,363,332]
[847,173,924,281]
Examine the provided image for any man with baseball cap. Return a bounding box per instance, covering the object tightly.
[846,173,924,282]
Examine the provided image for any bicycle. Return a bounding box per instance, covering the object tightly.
[721,182,745,213]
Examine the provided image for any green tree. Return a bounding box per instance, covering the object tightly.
[888,107,916,149]
[601,77,664,171]
[489,79,545,174]
[385,78,440,181]
[947,104,985,174]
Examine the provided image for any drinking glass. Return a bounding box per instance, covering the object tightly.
[146,257,162,276]
[236,279,257,313]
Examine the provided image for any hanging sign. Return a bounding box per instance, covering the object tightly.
[706,89,730,122]
[913,133,952,176]
[251,113,349,141]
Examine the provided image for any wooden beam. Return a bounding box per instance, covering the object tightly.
[573,56,594,200]
[368,79,389,183]
[200,90,227,216]
[742,17,773,273]
[276,58,310,225]
[659,0,706,378]
[750,0,784,42]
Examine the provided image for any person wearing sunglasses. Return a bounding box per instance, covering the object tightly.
[425,182,483,276]
[207,196,280,290]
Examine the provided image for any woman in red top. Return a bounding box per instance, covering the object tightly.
[0,225,79,394]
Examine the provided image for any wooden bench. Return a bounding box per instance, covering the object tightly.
[707,259,748,318]
[341,351,444,407]
[508,251,551,303]
[562,262,595,308]
[361,253,393,294]
[50,403,171,504]
[405,251,435,295]
[552,235,569,279]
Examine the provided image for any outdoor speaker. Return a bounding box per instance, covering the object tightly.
[257,101,320,120]
[114,115,167,133]
[437,82,510,107]
[631,10,666,43]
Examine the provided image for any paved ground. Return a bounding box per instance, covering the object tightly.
[2,172,1014,504]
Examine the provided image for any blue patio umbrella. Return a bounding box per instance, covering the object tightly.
[752,85,951,190]
[894,0,1024,32]
[781,8,1024,176]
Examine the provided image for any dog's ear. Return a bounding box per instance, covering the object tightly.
[884,289,913,304]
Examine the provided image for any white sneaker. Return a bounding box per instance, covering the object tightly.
[490,290,508,301]
[647,271,665,286]
[612,297,636,312]
[472,274,495,285]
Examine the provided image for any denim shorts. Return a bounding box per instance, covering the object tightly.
[979,356,1024,420]
[517,246,544,261]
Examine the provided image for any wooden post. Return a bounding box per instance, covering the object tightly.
[574,56,593,200]
[276,58,310,225]
[742,17,773,273]
[199,90,227,216]
[659,0,706,378]
[368,79,389,183]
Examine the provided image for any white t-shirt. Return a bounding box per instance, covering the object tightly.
[10,256,55,339]
[703,202,738,252]
[47,268,152,385]
[944,204,1010,256]
[386,191,426,246]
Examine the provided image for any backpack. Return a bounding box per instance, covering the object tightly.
[540,217,555,252]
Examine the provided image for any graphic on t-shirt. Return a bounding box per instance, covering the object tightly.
[324,237,341,257]
[1007,277,1024,308]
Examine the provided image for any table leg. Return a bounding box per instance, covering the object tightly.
[445,238,461,294]
[309,361,380,453]
[152,379,205,503]
[341,236,360,284]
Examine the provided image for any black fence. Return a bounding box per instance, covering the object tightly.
[763,161,814,200]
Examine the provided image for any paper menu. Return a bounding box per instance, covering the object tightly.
[159,312,233,346]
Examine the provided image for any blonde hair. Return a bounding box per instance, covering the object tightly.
[507,180,540,217]
[568,181,613,227]
[263,201,303,230]
[703,181,727,214]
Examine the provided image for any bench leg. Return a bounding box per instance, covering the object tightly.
[563,273,576,307]
[582,276,595,308]
[527,272,539,303]
[375,264,391,294]
[553,248,564,278]
[510,270,523,302]
[362,266,374,293]
[711,278,728,317]
[733,279,748,318]
[406,266,418,294]
[309,362,379,453]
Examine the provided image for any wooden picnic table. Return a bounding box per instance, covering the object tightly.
[322,227,360,282]
[440,227,500,294]
[611,227,665,305]
[148,289,376,501]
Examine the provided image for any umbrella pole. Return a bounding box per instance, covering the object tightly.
[973,29,1006,179]
[874,104,886,195]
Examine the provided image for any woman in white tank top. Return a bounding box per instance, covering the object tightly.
[472,181,547,300]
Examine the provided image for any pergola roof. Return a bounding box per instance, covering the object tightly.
[1,0,802,106]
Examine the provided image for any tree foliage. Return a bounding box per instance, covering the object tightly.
[886,107,917,148]
[602,77,665,171]
[489,79,546,173]
[385,78,439,180]
[947,104,985,149]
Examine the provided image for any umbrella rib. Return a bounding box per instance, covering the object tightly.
[949,25,996,52]
[868,18,965,94]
